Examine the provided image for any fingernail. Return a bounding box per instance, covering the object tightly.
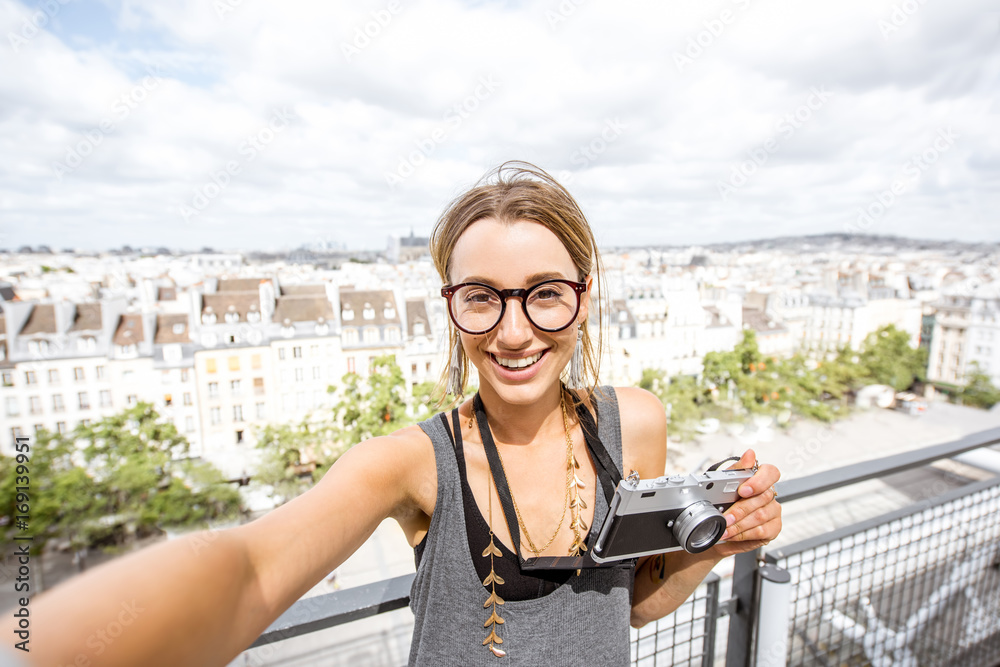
[725,514,735,527]
[739,485,754,498]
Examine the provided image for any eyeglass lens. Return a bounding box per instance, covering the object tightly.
[450,281,579,333]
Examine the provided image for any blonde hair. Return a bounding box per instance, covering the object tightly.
[429,161,606,405]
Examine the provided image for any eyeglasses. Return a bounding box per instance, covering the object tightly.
[441,279,588,335]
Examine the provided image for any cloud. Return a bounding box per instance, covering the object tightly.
[1,0,997,252]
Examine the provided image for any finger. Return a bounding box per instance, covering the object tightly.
[722,491,781,540]
[723,516,782,545]
[738,462,781,498]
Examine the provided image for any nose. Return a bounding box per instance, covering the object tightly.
[495,297,533,348]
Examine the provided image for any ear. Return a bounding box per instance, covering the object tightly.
[578,275,594,323]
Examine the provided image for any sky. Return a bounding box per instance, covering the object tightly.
[1,0,998,252]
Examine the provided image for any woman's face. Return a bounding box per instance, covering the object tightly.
[449,218,591,406]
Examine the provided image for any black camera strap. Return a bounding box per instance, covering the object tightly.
[473,391,621,570]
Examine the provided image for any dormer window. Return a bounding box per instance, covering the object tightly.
[202,308,216,325]
[363,303,375,320]
[413,321,426,337]
[247,310,261,323]
[225,306,239,324]
[172,323,186,335]
[383,302,396,319]
[342,307,354,321]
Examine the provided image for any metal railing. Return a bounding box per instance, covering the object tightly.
[245,426,1000,667]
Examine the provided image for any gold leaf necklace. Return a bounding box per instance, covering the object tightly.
[477,388,588,658]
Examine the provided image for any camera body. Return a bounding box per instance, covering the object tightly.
[592,468,754,563]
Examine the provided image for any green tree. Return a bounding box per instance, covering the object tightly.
[332,354,412,445]
[254,418,344,504]
[76,403,241,543]
[958,363,1000,409]
[857,325,927,391]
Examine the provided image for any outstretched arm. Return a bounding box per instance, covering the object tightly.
[614,388,781,628]
[12,427,434,667]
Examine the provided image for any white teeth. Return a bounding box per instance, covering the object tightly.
[495,352,542,369]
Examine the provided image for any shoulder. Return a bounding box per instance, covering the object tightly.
[317,422,438,518]
[609,386,667,478]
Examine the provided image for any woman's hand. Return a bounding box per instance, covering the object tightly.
[711,448,782,557]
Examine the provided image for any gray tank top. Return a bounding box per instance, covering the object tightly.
[410,388,634,665]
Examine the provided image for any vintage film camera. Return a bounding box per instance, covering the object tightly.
[592,467,755,563]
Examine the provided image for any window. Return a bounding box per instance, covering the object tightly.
[172,323,186,335]
[183,392,193,406]
[386,327,400,342]
[10,427,24,442]
[425,362,431,373]
[185,416,195,432]
[202,311,216,325]
[48,369,60,384]
[78,392,90,410]
[294,368,304,382]
[343,328,358,345]
[210,407,221,425]
[225,311,239,324]
[310,344,319,356]
[25,371,37,385]
[99,390,112,407]
[123,370,134,381]
[126,395,137,406]
[231,380,241,396]
[414,321,425,336]
[228,356,240,371]
[79,419,90,427]
[164,345,182,363]
[363,304,375,320]
[347,357,355,374]
[235,429,244,444]
[96,365,106,380]
[293,346,302,358]
[52,394,65,412]
[252,354,262,369]
[208,382,219,398]
[78,337,96,352]
[55,422,67,434]
[313,366,321,380]
[363,327,379,344]
[5,397,18,417]
[280,369,289,384]
[233,405,243,422]
[278,348,286,360]
[253,378,264,395]
[256,402,266,420]
[163,394,172,407]
[33,424,44,435]
[206,358,217,373]
[342,307,354,321]
[2,370,12,386]
[411,363,418,376]
[181,369,189,382]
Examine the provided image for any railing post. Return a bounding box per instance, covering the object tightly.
[725,550,758,667]
[754,564,791,667]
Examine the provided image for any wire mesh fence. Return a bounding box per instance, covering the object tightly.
[631,573,721,667]
[769,477,1000,666]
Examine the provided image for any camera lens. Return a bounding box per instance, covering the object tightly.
[673,500,727,553]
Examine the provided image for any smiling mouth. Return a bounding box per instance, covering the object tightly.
[492,351,544,369]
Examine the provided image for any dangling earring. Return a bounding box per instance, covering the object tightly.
[447,336,463,396]
[566,327,584,390]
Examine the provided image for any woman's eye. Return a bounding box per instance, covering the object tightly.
[465,291,497,304]
[533,288,562,300]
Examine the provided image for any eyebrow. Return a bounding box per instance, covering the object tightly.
[459,271,573,286]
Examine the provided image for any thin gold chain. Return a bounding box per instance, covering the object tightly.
[481,391,576,558]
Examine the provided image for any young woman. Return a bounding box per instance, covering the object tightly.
[11,162,781,666]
